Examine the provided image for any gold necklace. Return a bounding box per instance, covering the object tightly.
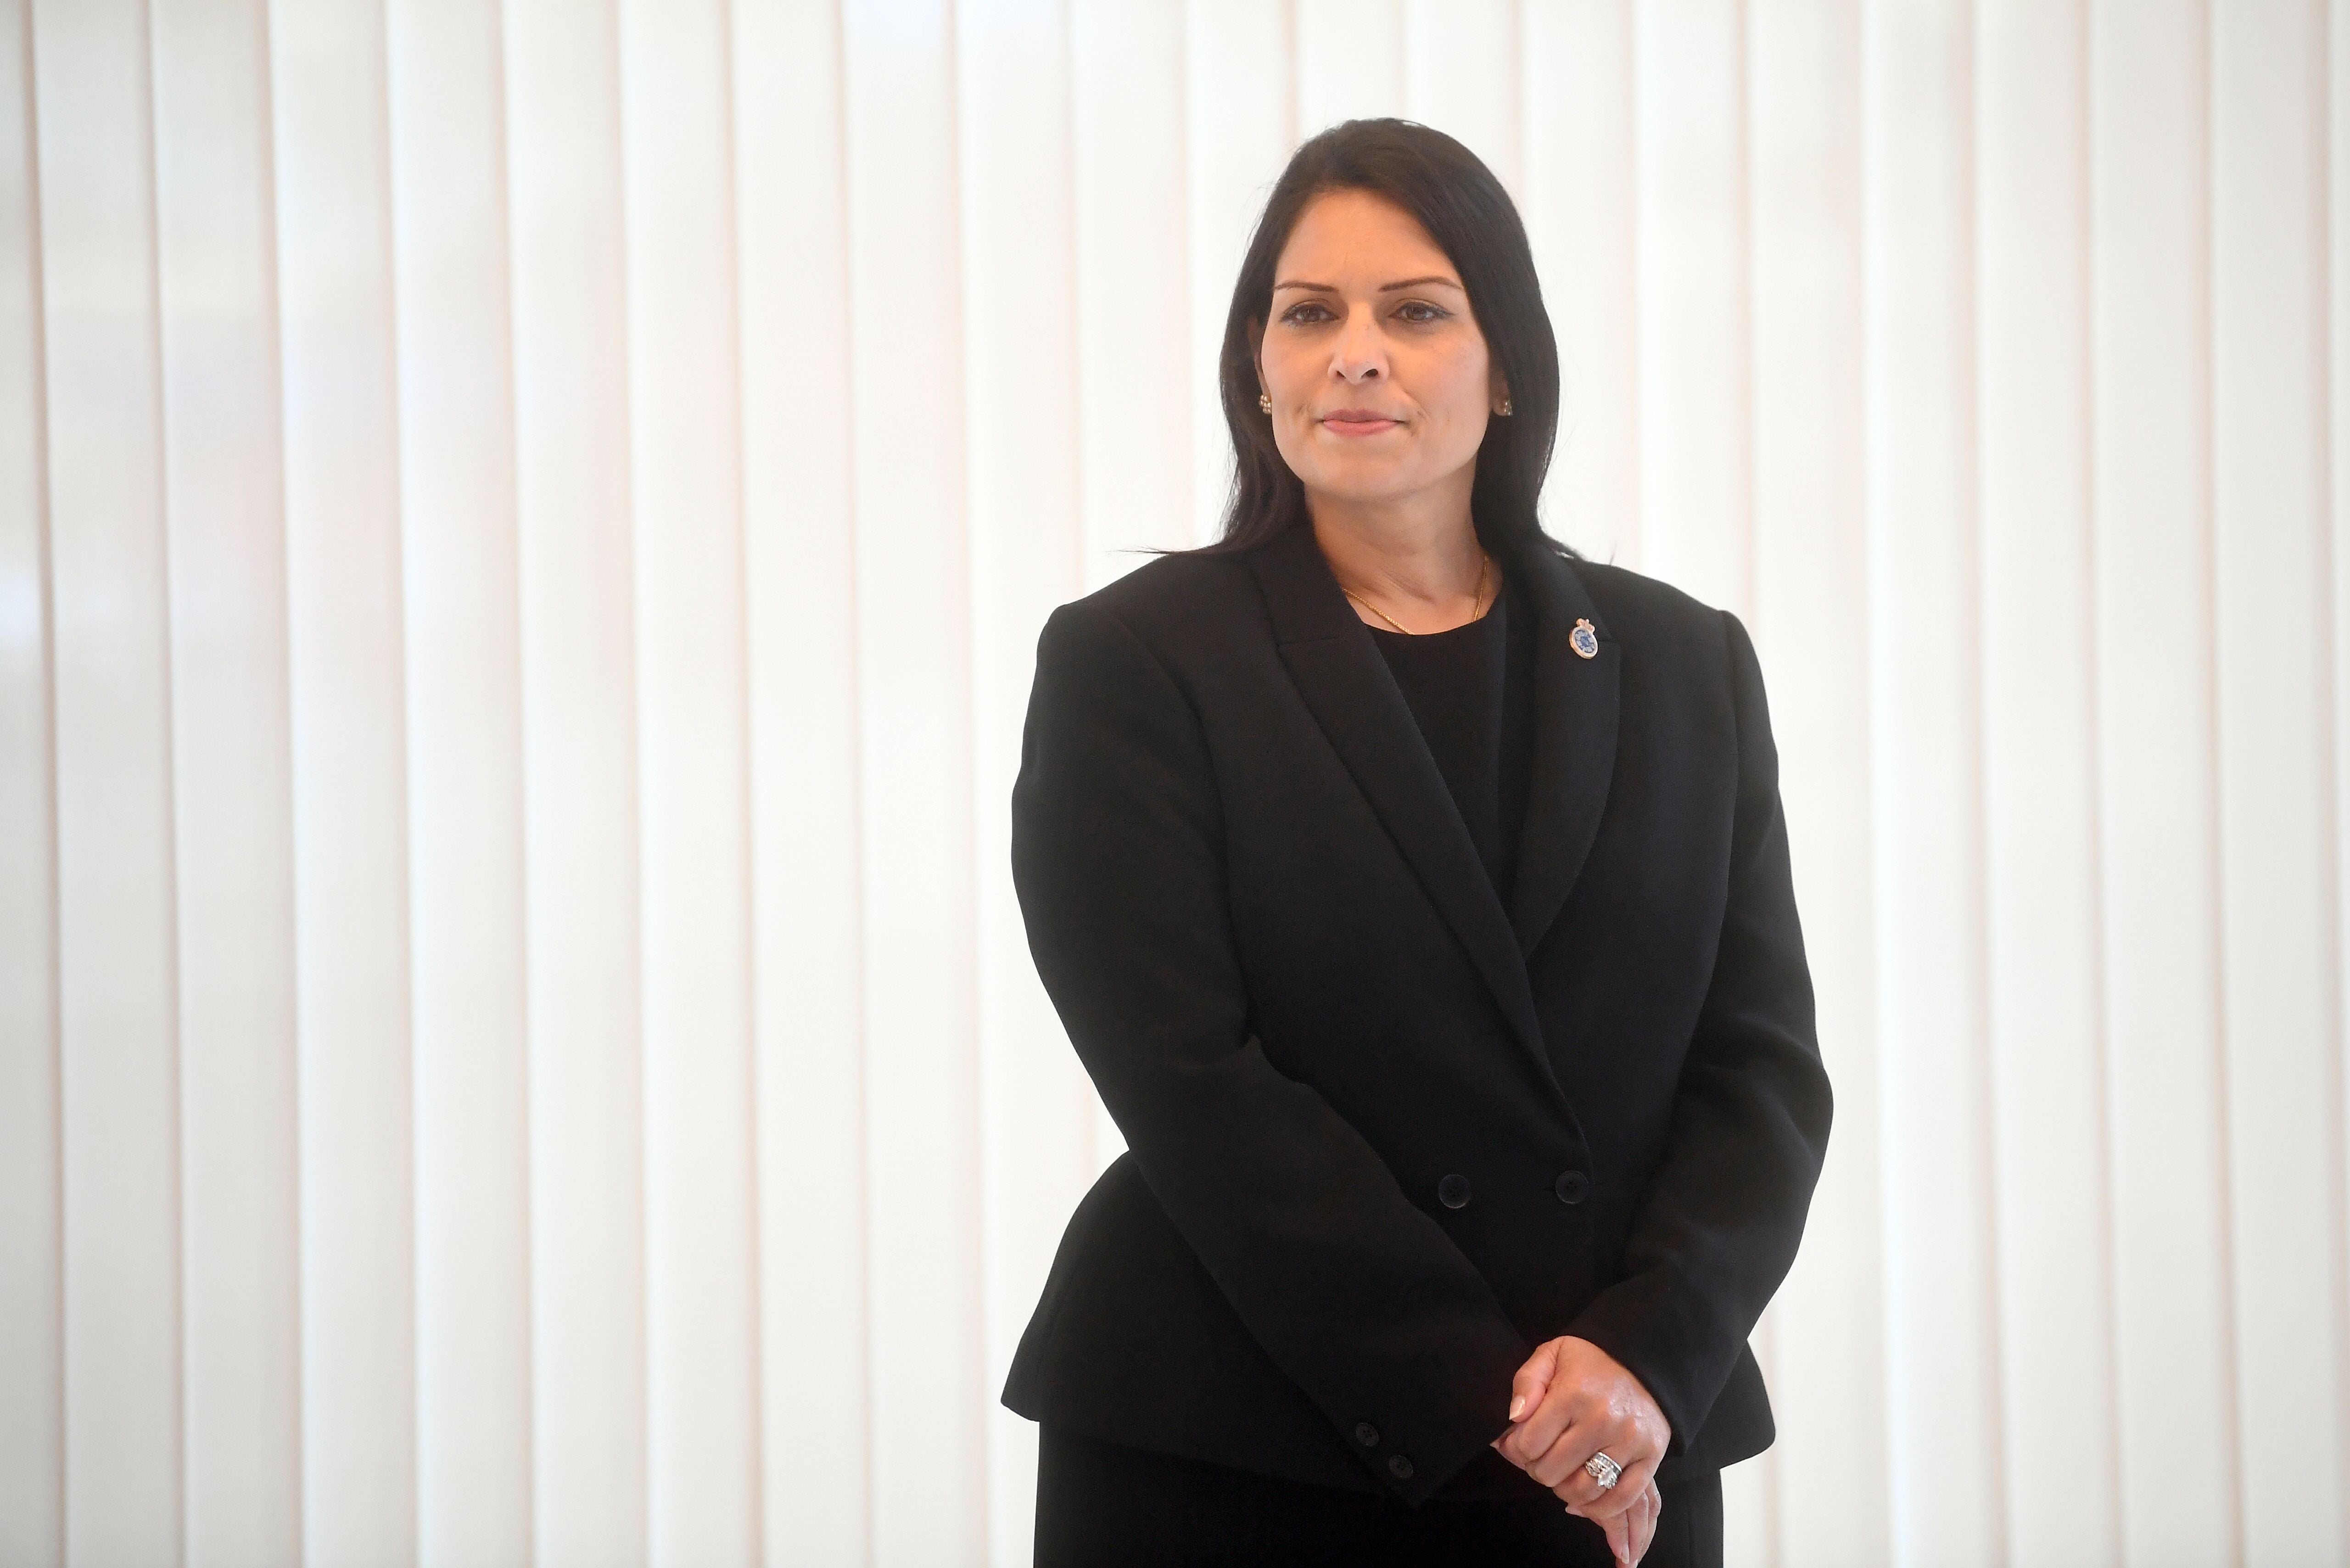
[1344,551,1492,635]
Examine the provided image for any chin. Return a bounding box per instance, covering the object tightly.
[1295,457,1413,497]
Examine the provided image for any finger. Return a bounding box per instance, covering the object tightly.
[1528,1402,1629,1495]
[1507,1339,1560,1425]
[1544,1433,1654,1517]
[1600,1451,1662,1519]
[1571,1462,1648,1525]
[1533,1428,1606,1495]
[1635,1476,1673,1561]
[1601,1509,1633,1568]
[1559,1422,1662,1518]
[1501,1361,1584,1468]
[1616,1486,1652,1567]
[1629,1484,1661,1566]
[1495,1344,1561,1458]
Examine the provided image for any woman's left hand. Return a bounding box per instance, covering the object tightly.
[1489,1335,1672,1562]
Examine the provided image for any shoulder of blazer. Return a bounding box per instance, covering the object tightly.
[1058,547,1271,663]
[1564,554,1728,630]
[1563,555,1739,667]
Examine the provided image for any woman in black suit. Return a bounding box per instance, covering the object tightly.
[1005,119,1831,1568]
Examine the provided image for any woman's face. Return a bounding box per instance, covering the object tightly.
[1254,188,1505,514]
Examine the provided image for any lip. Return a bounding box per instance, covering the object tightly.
[1320,409,1402,437]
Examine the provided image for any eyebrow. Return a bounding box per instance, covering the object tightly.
[1270,274,1465,294]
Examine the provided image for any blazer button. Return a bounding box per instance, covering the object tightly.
[1388,1454,1415,1481]
[1354,1421,1380,1448]
[1437,1174,1472,1210]
[1554,1169,1591,1205]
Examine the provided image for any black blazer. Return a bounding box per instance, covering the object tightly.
[1002,521,1831,1506]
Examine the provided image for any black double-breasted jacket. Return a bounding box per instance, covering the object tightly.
[1002,520,1832,1506]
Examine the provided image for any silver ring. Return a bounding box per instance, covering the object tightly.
[1583,1450,1623,1490]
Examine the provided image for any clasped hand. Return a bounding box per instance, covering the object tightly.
[1488,1336,1671,1567]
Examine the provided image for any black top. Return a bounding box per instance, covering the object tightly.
[1366,570,1537,904]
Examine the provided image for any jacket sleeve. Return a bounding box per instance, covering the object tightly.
[1564,609,1834,1456]
[1011,597,1533,1504]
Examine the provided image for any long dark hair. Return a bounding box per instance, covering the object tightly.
[1196,118,1568,560]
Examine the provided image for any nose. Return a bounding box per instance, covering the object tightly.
[1329,304,1387,383]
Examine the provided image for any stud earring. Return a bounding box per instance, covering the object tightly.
[1498,396,1513,417]
[1259,392,1274,414]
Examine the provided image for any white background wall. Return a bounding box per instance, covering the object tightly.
[4,1,2347,1565]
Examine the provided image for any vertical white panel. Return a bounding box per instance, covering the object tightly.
[2335,11,2350,1512]
[1746,6,1887,1565]
[1067,0,1182,1171]
[1521,0,1639,566]
[384,0,533,1561]
[150,2,301,1562]
[269,0,420,1557]
[842,2,987,1561]
[957,1,1091,1562]
[32,0,185,1559]
[1070,0,1192,584]
[1403,0,1518,195]
[1972,4,2124,1564]
[616,2,761,1563]
[1296,0,1400,135]
[2210,3,2348,1562]
[733,0,868,1560]
[0,0,61,1561]
[2087,3,2240,1562]
[1863,2,2003,1563]
[503,0,648,1562]
[1632,4,1762,1557]
[1632,0,1750,615]
[1185,0,1293,544]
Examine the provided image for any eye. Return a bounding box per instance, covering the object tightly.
[1280,300,1336,325]
[1395,300,1449,324]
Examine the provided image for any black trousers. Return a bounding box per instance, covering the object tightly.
[1035,1425,1724,1568]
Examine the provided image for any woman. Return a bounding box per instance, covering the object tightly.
[1004,119,1830,1567]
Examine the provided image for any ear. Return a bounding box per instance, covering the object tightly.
[1248,317,1267,396]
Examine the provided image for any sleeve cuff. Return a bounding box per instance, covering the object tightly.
[1334,1318,1531,1506]
[1563,1274,1740,1461]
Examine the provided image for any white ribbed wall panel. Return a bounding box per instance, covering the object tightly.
[504,4,648,1562]
[4,4,2348,1566]
[152,5,302,1562]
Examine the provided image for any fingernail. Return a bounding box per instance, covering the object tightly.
[1509,1395,1525,1420]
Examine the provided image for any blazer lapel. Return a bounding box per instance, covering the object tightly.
[1505,543,1621,958]
[1247,526,1560,1100]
